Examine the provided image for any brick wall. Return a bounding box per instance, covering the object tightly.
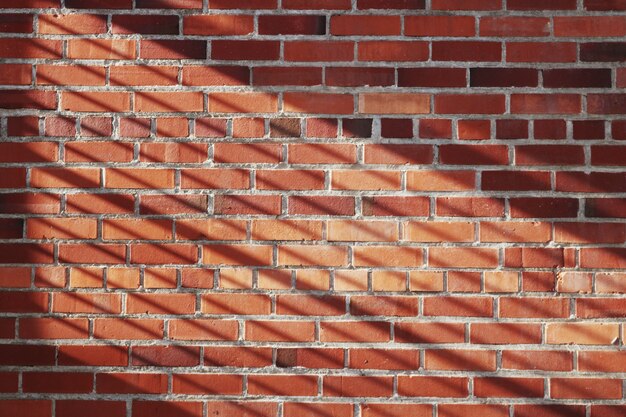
[1,0,625,416]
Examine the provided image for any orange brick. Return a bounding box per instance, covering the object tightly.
[209,93,277,113]
[328,220,398,242]
[67,39,136,60]
[111,65,178,86]
[181,168,249,189]
[359,93,430,114]
[320,321,390,342]
[135,92,204,112]
[409,271,445,292]
[218,268,253,289]
[176,219,247,241]
[406,221,474,242]
[62,92,130,112]
[284,92,354,114]
[395,322,465,344]
[279,245,348,267]
[107,268,140,289]
[425,349,496,371]
[334,269,368,291]
[106,168,174,189]
[27,218,97,239]
[372,270,407,292]
[69,267,104,288]
[204,244,273,266]
[39,14,106,34]
[332,170,401,190]
[252,220,323,241]
[103,219,173,240]
[31,168,100,188]
[547,323,619,345]
[484,271,519,292]
[37,65,106,86]
[246,321,316,342]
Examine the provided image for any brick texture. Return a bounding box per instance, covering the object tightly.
[0,0,625,414]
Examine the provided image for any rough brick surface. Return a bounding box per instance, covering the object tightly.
[0,0,625,414]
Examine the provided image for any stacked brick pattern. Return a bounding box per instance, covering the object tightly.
[1,0,626,416]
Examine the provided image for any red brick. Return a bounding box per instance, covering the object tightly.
[56,401,126,417]
[110,66,178,86]
[206,403,276,417]
[203,347,272,367]
[173,374,242,394]
[58,345,128,367]
[502,350,572,371]
[259,15,325,35]
[249,375,317,396]
[286,92,354,114]
[141,39,206,59]
[0,13,33,33]
[114,14,178,34]
[398,375,469,397]
[472,323,541,344]
[395,322,464,344]
[551,378,622,399]
[481,17,550,37]
[0,38,61,58]
[66,0,131,7]
[439,405,508,417]
[40,14,106,34]
[326,67,394,87]
[320,321,390,342]
[433,41,502,61]
[579,351,626,372]
[510,197,579,218]
[24,372,93,393]
[246,321,315,342]
[132,346,199,367]
[512,94,581,114]
[1,90,57,110]
[0,401,50,417]
[286,403,353,417]
[97,373,167,394]
[324,376,393,397]
[62,91,130,112]
[183,65,249,86]
[93,319,163,340]
[359,41,428,61]
[406,15,474,36]
[0,345,54,366]
[277,348,343,369]
[284,0,348,8]
[289,196,354,215]
[350,348,419,370]
[507,42,577,63]
[436,94,506,114]
[475,377,544,398]
[133,402,202,417]
[331,15,400,35]
[212,40,279,60]
[424,296,493,317]
[425,349,496,371]
[482,171,551,191]
[286,41,354,61]
[253,66,323,86]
